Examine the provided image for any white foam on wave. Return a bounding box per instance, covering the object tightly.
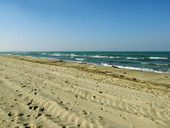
[127,57,139,59]
[101,63,112,67]
[114,65,165,73]
[149,57,168,59]
[141,62,149,65]
[92,55,108,58]
[100,63,169,74]
[110,56,120,59]
[51,53,61,56]
[76,58,84,61]
[51,53,72,56]
[70,54,78,57]
[41,53,50,55]
[156,63,169,66]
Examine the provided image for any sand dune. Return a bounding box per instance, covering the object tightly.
[0,55,170,128]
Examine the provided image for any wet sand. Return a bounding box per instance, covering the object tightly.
[0,55,170,128]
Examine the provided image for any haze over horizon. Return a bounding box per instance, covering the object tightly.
[0,0,170,51]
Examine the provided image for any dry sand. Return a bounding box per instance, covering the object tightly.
[0,55,170,128]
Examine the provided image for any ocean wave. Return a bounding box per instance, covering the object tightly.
[71,54,78,57]
[100,63,169,73]
[101,63,112,67]
[76,58,84,61]
[114,65,164,73]
[127,57,146,60]
[51,53,73,56]
[109,56,120,59]
[141,62,170,66]
[127,57,138,59]
[91,55,120,59]
[41,53,50,55]
[51,53,61,56]
[149,57,168,59]
[92,55,108,58]
[156,63,170,66]
[118,61,139,64]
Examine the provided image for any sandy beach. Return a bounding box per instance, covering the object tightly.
[0,55,170,128]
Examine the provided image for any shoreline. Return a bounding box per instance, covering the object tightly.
[0,55,170,128]
[2,54,170,87]
[1,52,169,74]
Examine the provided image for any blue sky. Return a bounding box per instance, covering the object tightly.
[0,0,170,51]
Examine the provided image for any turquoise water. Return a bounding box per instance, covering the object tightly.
[1,51,170,74]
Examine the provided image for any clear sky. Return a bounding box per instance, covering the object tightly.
[0,0,170,51]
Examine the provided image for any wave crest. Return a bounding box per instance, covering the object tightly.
[149,57,168,59]
[127,57,138,59]
[101,63,112,67]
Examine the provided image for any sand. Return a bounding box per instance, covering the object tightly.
[0,55,170,128]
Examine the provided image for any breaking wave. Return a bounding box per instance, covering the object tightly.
[149,57,168,60]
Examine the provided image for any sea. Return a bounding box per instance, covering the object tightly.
[0,51,170,74]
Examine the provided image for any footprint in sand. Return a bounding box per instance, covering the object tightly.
[18,113,24,117]
[120,114,127,120]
